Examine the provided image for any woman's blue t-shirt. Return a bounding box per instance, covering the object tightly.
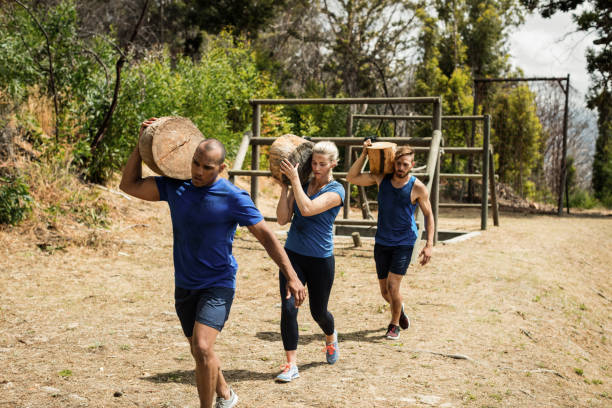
[376,175,419,246]
[284,180,345,258]
[156,177,263,290]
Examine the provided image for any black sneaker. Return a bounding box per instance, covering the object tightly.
[399,304,410,330]
[386,323,400,340]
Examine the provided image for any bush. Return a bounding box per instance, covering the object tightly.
[0,176,33,225]
[569,189,598,209]
[85,32,286,182]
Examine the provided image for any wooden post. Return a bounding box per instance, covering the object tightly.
[353,149,373,220]
[351,232,362,247]
[558,74,570,215]
[481,115,490,230]
[489,147,500,226]
[251,103,261,206]
[229,131,252,185]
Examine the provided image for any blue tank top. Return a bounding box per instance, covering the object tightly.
[376,175,419,246]
[284,180,345,258]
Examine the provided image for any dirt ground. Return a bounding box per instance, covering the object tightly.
[1,176,611,408]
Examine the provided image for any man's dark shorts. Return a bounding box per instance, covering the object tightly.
[174,286,235,337]
[374,243,414,279]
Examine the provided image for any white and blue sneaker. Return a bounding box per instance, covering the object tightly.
[325,330,339,364]
[214,387,238,408]
[276,363,299,382]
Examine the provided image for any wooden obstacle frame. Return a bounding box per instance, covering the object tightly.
[229,97,444,265]
[350,114,500,231]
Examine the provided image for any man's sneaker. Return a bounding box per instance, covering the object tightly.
[399,304,410,330]
[386,323,400,340]
[325,330,339,364]
[214,387,238,408]
[275,363,299,383]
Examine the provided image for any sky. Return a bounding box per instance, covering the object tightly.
[508,9,595,101]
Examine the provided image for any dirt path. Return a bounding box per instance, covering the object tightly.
[1,181,611,407]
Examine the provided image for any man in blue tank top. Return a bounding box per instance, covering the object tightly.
[120,118,306,408]
[347,139,434,340]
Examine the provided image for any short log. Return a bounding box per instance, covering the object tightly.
[367,142,396,174]
[269,134,314,185]
[138,116,205,180]
[351,232,362,247]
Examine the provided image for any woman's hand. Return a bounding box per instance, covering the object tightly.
[279,158,300,186]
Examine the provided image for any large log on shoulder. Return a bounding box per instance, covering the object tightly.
[367,141,397,174]
[269,134,314,185]
[138,116,205,180]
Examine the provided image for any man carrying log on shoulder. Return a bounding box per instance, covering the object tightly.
[347,138,434,340]
[120,118,306,408]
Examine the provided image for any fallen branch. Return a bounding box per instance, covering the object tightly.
[411,349,473,361]
[92,184,132,200]
[593,288,612,303]
[520,328,537,342]
[524,368,565,379]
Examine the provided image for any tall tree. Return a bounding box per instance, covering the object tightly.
[521,0,611,205]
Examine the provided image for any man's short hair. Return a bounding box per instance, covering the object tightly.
[198,139,226,165]
[395,145,414,161]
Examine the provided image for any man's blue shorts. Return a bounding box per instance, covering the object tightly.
[174,286,235,337]
[374,243,414,279]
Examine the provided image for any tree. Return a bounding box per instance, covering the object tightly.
[520,0,611,205]
[490,85,543,197]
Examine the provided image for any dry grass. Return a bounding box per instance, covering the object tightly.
[1,176,611,408]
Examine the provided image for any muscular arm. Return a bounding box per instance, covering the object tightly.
[247,220,306,306]
[119,146,160,201]
[279,159,342,217]
[346,140,384,186]
[119,118,160,201]
[413,181,434,265]
[291,187,342,217]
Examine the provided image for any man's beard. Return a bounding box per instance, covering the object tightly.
[394,170,408,178]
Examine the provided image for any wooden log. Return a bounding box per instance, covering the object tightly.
[351,232,362,247]
[269,134,314,185]
[138,116,205,179]
[366,142,396,174]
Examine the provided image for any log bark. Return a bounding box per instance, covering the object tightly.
[269,134,314,185]
[138,116,204,179]
[367,142,396,174]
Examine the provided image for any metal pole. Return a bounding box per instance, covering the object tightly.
[229,131,252,185]
[558,74,570,215]
[343,108,354,219]
[432,99,442,244]
[251,103,261,206]
[481,115,490,230]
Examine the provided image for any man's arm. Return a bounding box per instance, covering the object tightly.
[346,139,383,186]
[119,119,160,201]
[247,220,306,306]
[414,181,434,265]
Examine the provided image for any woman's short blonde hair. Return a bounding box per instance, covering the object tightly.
[312,141,339,163]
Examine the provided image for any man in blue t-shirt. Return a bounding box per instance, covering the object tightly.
[120,118,306,408]
[347,139,434,341]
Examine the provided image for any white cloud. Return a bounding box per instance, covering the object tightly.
[508,10,595,101]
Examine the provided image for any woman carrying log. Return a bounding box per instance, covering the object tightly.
[274,141,345,382]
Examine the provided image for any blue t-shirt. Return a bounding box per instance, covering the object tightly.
[156,177,263,290]
[284,180,345,258]
[376,175,419,246]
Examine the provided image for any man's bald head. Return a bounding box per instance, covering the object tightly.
[195,139,226,165]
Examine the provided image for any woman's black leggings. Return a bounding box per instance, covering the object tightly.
[279,248,335,351]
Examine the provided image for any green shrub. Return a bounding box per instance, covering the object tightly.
[569,189,598,209]
[0,176,33,225]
